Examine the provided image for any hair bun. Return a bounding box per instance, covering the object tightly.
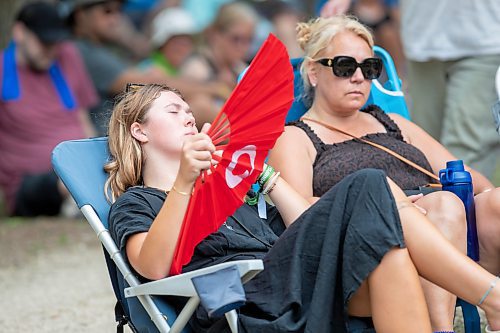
[296,21,313,51]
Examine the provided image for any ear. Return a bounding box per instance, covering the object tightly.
[306,59,318,87]
[11,22,25,42]
[130,122,148,143]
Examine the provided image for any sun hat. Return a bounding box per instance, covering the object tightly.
[151,7,199,49]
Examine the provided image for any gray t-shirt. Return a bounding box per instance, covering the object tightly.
[401,0,500,61]
[75,39,128,135]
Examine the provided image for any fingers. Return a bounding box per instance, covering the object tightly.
[185,133,215,153]
[407,193,424,203]
[200,123,211,134]
[413,203,428,215]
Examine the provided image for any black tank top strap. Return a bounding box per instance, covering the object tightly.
[287,120,326,153]
[362,105,404,140]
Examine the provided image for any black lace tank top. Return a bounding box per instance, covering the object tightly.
[289,105,436,197]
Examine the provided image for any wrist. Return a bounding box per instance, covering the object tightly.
[172,178,194,196]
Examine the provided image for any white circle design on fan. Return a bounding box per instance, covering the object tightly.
[225,145,257,189]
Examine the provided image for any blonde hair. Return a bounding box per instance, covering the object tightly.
[296,15,374,105]
[211,1,258,32]
[104,84,184,202]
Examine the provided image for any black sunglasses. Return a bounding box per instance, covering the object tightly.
[125,83,145,93]
[315,56,382,80]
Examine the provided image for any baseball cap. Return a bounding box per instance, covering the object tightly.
[16,2,70,44]
[59,0,122,21]
[151,7,199,49]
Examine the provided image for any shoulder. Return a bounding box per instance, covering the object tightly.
[269,122,316,166]
[75,39,127,67]
[278,123,315,150]
[386,113,416,141]
[180,53,212,80]
[110,187,164,217]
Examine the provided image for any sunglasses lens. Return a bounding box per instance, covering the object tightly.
[332,57,357,77]
[360,58,382,79]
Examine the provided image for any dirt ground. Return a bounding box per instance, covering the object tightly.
[0,216,132,333]
[0,216,487,333]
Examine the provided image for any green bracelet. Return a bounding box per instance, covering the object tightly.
[258,165,274,186]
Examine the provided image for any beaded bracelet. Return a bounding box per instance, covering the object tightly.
[477,276,500,306]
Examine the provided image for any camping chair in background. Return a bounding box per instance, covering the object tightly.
[287,46,481,333]
[51,137,264,333]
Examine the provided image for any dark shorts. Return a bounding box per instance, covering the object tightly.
[13,171,63,217]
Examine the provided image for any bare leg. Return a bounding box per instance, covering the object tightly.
[348,248,432,332]
[416,191,467,331]
[475,188,500,275]
[387,179,500,330]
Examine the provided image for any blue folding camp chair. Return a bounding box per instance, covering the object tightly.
[51,137,264,333]
[288,46,481,333]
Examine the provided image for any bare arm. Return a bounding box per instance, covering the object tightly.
[268,126,319,204]
[267,177,311,228]
[389,114,495,193]
[126,127,215,280]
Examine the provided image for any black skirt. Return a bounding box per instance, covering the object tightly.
[191,169,405,333]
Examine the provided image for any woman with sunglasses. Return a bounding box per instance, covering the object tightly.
[106,83,500,333]
[268,15,500,332]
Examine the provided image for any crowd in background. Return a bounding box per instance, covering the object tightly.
[0,0,499,218]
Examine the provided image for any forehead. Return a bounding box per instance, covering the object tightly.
[152,91,188,108]
[322,30,373,59]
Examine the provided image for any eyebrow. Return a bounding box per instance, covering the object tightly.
[164,103,192,113]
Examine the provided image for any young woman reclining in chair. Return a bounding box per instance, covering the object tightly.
[267,15,500,332]
[106,83,500,333]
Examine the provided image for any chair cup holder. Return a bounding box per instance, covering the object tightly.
[191,265,246,318]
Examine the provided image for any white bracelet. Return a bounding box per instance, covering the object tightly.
[262,172,280,195]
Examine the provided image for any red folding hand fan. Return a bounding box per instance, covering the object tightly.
[170,34,294,275]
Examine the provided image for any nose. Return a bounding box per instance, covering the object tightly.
[185,112,196,127]
[350,67,365,83]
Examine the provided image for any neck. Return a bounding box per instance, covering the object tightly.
[306,102,361,126]
[209,44,231,69]
[142,151,180,192]
[14,42,27,68]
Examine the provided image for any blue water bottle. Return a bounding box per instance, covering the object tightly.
[439,160,479,261]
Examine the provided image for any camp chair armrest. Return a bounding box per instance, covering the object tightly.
[124,259,263,298]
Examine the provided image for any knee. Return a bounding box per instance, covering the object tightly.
[477,188,500,241]
[484,188,500,217]
[424,191,467,242]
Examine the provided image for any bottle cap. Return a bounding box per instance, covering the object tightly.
[439,160,472,185]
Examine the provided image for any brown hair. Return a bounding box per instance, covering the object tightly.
[104,84,184,202]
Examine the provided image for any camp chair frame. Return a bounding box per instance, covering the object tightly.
[52,137,263,333]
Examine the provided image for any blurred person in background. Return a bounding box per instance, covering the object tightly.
[401,0,500,181]
[0,1,98,217]
[180,1,258,127]
[63,0,231,135]
[250,0,304,59]
[139,6,198,76]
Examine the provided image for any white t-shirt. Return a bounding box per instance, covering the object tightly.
[401,0,500,61]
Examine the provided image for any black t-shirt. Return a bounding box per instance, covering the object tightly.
[108,186,285,277]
